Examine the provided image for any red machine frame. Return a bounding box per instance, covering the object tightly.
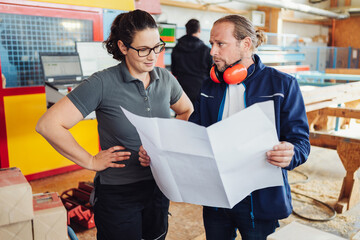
[0,0,103,179]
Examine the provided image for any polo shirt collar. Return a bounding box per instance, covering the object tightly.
[120,61,160,83]
[149,68,160,83]
[120,61,136,82]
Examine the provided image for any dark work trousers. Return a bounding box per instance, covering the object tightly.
[93,178,169,240]
[203,196,279,240]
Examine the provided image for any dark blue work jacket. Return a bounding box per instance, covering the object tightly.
[189,54,310,220]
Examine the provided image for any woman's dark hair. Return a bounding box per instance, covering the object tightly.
[185,19,200,35]
[104,10,158,61]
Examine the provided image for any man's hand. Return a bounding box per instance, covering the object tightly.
[139,145,151,167]
[266,141,294,168]
[90,146,131,171]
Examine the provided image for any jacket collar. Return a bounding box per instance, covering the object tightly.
[242,54,265,85]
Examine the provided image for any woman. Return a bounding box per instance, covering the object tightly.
[36,10,193,240]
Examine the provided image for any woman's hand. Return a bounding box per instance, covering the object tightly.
[90,146,131,171]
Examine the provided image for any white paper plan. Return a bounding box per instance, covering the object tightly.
[121,100,283,209]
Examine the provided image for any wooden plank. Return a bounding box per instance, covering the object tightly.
[301,81,360,112]
[309,132,360,150]
[326,68,360,75]
[305,101,334,113]
[320,107,360,119]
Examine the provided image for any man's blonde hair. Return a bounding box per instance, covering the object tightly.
[214,15,267,52]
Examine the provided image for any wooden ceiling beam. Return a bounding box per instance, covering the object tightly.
[160,0,249,15]
[281,16,332,26]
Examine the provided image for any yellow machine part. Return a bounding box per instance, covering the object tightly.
[4,93,99,176]
[28,0,135,11]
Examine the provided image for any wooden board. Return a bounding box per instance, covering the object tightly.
[301,81,360,112]
[326,68,360,75]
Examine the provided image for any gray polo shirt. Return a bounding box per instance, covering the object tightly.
[67,61,182,185]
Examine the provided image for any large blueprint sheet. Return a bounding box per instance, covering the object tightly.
[122,101,283,208]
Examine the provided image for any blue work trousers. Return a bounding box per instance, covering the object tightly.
[203,196,279,240]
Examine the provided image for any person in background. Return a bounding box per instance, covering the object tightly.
[189,15,310,240]
[1,73,6,88]
[171,18,213,105]
[36,9,193,240]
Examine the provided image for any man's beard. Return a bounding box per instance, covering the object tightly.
[217,63,228,72]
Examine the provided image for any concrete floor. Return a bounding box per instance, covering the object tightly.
[29,145,360,240]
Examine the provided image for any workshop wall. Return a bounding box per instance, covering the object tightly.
[334,15,360,49]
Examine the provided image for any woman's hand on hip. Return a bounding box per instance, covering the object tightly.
[90,146,131,171]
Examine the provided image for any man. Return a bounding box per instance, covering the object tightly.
[171,19,213,104]
[189,15,310,240]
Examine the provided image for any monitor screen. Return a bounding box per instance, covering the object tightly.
[158,23,176,48]
[40,54,82,78]
[76,41,119,77]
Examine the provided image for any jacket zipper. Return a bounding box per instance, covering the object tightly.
[217,84,228,121]
[250,193,255,228]
[243,82,255,229]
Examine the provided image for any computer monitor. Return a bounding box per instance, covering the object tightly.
[39,52,83,84]
[75,41,119,77]
[158,22,176,48]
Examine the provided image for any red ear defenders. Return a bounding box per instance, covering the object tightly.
[210,60,247,84]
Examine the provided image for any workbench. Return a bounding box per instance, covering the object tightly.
[301,75,360,213]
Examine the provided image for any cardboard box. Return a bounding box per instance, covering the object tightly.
[33,192,68,240]
[268,221,346,240]
[0,167,34,226]
[0,220,33,240]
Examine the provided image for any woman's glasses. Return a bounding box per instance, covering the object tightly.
[125,40,166,57]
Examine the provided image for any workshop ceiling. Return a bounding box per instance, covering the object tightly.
[162,0,357,19]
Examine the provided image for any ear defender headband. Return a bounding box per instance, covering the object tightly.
[210,60,248,85]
